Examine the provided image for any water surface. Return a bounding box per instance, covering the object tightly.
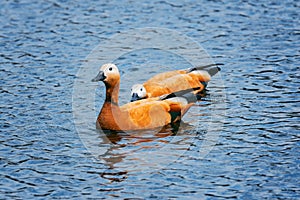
[0,0,299,199]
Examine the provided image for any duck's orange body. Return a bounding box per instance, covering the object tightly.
[97,100,172,130]
[92,64,196,131]
[143,71,211,98]
[130,67,218,102]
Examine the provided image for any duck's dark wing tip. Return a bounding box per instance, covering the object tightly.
[159,87,200,103]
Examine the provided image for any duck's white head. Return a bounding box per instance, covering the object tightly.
[130,84,147,102]
[92,63,120,85]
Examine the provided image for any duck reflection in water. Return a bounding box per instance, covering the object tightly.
[96,121,197,183]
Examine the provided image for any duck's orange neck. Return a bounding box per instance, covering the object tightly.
[104,80,120,105]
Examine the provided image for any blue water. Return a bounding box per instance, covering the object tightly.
[1,0,299,199]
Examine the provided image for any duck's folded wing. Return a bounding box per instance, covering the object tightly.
[121,101,171,129]
[153,74,205,92]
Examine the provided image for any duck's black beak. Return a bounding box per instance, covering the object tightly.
[131,93,141,102]
[92,71,106,82]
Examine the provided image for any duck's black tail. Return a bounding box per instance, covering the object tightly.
[207,66,221,77]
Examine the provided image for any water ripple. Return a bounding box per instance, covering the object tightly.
[0,0,299,199]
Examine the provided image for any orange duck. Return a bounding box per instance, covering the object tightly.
[130,64,221,101]
[92,63,199,131]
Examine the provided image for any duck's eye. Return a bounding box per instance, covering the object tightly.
[140,88,143,91]
[109,67,113,71]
